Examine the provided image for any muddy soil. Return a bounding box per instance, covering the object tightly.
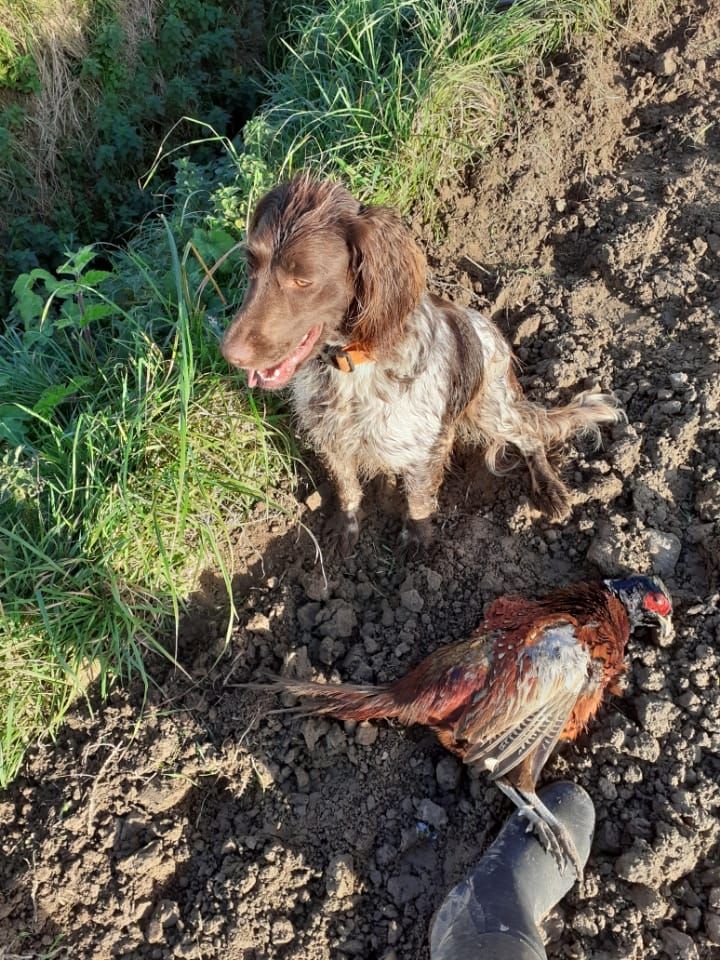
[1,2,719,958]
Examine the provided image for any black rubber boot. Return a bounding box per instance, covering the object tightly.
[429,781,595,960]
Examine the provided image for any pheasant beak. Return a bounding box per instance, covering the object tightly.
[654,614,675,646]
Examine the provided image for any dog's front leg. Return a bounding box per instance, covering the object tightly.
[322,454,363,558]
[399,430,454,558]
[399,470,438,558]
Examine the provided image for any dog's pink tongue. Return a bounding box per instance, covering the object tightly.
[247,369,259,388]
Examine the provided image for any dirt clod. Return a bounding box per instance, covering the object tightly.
[660,926,699,959]
[645,528,682,576]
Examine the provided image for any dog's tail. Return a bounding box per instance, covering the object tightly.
[478,386,624,475]
[539,390,624,448]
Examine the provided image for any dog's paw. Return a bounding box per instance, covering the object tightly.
[535,478,572,522]
[324,509,360,559]
[397,517,434,561]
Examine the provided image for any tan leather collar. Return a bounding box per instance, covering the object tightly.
[320,342,374,373]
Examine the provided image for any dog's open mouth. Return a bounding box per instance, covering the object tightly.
[246,324,323,389]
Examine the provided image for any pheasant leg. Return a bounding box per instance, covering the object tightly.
[430,782,595,960]
[496,779,583,879]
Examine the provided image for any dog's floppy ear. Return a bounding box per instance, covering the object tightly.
[249,182,291,233]
[347,204,426,352]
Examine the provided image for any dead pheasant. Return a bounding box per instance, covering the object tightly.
[265,575,673,875]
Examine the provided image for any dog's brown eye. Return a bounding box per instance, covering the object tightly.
[293,278,312,289]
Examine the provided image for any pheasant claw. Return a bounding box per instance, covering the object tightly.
[516,805,567,873]
[498,780,584,879]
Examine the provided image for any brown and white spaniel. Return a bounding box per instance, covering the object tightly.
[221,176,621,556]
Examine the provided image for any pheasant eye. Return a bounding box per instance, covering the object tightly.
[643,592,672,616]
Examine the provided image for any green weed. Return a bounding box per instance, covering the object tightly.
[0,0,266,312]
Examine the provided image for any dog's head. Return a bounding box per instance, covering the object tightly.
[221,175,426,389]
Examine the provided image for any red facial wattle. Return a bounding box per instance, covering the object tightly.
[643,592,672,616]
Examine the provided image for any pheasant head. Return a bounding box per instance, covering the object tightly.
[605,574,674,644]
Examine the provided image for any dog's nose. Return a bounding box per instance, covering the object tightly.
[221,331,251,368]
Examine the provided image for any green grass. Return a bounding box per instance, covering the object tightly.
[0,230,295,785]
[211,0,616,221]
[0,0,265,313]
[1,0,621,786]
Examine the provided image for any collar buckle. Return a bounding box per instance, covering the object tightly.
[319,344,371,373]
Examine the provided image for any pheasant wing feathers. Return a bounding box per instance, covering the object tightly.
[458,621,590,780]
[393,632,493,726]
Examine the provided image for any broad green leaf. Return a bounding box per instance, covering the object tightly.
[80,271,113,286]
[33,379,91,418]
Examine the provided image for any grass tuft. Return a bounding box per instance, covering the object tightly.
[238,0,616,217]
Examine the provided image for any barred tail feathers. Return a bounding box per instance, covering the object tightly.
[264,677,402,722]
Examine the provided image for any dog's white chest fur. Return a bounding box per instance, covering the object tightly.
[290,299,512,475]
[293,359,446,473]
